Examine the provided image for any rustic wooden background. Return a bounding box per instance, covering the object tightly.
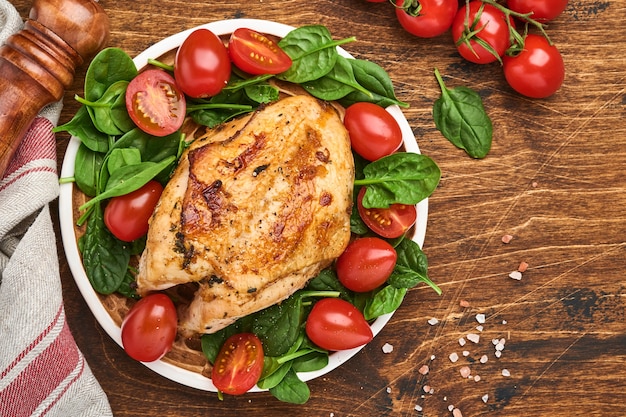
[11,0,626,415]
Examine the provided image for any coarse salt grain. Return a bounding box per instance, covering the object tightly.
[387,387,392,393]
[459,337,466,346]
[502,369,511,377]
[495,342,505,352]
[415,405,423,412]
[428,317,440,325]
[419,364,430,375]
[495,350,502,358]
[449,352,459,363]
[482,394,489,403]
[463,350,470,357]
[509,271,523,280]
[423,385,431,393]
[518,261,529,272]
[467,333,480,343]
[476,325,484,332]
[460,366,471,378]
[474,375,481,382]
[448,405,455,412]
[431,354,436,360]
[502,319,507,325]
[382,343,394,353]
[480,354,488,364]
[492,338,500,345]
[475,313,486,324]
[502,234,513,244]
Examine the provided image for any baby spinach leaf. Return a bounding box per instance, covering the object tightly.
[85,47,137,102]
[354,152,441,208]
[106,148,142,175]
[257,361,293,390]
[269,368,311,404]
[53,105,111,153]
[301,55,368,101]
[80,202,130,294]
[339,59,409,108]
[364,286,407,321]
[389,238,441,295]
[291,351,328,373]
[252,294,303,357]
[278,25,353,84]
[74,143,104,197]
[433,68,492,159]
[79,156,176,211]
[79,81,133,136]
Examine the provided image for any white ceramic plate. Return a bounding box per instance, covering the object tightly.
[59,18,428,392]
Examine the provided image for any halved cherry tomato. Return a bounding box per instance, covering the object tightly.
[121,293,178,362]
[452,1,514,64]
[104,180,163,242]
[395,0,459,38]
[357,187,417,238]
[336,237,398,292]
[174,28,231,98]
[344,102,403,162]
[125,69,186,137]
[305,298,373,351]
[228,28,292,75]
[212,333,264,395]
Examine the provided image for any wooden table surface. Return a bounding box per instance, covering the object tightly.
[11,0,626,415]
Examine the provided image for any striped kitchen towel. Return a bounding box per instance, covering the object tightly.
[0,0,113,415]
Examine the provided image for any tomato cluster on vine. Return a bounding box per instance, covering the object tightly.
[369,0,567,98]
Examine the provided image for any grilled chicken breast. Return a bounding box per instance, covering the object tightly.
[136,95,354,336]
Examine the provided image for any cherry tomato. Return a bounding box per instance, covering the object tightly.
[452,1,514,64]
[121,293,178,362]
[305,298,373,351]
[344,102,403,162]
[211,333,264,395]
[357,187,417,238]
[228,28,292,75]
[395,0,458,38]
[104,180,163,242]
[506,0,568,22]
[125,69,186,137]
[174,28,231,98]
[503,34,565,98]
[336,237,398,292]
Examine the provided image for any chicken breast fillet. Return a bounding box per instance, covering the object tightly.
[136,95,354,336]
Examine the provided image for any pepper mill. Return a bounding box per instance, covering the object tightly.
[0,0,110,177]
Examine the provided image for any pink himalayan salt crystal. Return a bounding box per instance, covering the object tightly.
[459,299,471,308]
[453,408,463,417]
[418,364,430,375]
[459,366,471,378]
[501,234,513,243]
[518,261,529,272]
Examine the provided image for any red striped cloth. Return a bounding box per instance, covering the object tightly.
[0,117,112,416]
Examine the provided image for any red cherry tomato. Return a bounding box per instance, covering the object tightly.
[121,293,178,362]
[174,28,231,98]
[452,1,514,64]
[506,0,568,22]
[395,0,458,38]
[305,298,373,351]
[125,69,186,137]
[336,237,398,292]
[228,28,292,75]
[344,102,403,162]
[104,180,163,242]
[357,187,417,238]
[503,34,565,98]
[211,333,264,395]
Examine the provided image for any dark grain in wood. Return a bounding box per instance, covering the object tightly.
[9,0,625,415]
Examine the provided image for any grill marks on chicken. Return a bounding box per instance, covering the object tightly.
[136,95,354,336]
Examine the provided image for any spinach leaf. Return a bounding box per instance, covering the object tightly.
[389,238,441,295]
[292,351,328,373]
[79,156,176,211]
[53,105,111,153]
[433,68,492,159]
[78,80,133,135]
[74,143,104,197]
[354,152,441,208]
[305,269,354,304]
[251,294,304,357]
[278,25,354,84]
[364,286,407,321]
[257,361,293,390]
[79,202,130,294]
[85,47,137,102]
[339,59,409,108]
[302,55,369,101]
[106,148,142,175]
[269,368,311,404]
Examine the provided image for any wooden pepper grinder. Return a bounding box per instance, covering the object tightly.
[0,0,110,177]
